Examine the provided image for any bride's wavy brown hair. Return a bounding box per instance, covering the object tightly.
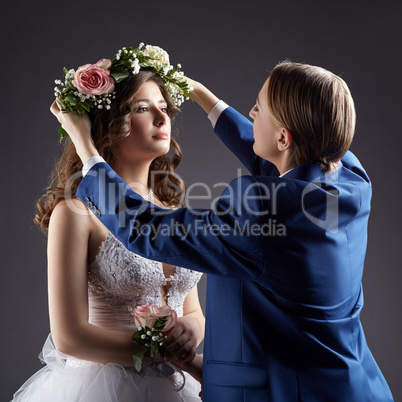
[35,70,185,232]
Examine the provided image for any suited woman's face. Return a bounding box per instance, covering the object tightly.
[249,78,282,162]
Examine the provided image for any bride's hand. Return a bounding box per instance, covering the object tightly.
[50,100,99,163]
[164,316,200,365]
[50,99,91,141]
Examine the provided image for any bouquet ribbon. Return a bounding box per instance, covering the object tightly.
[148,361,186,392]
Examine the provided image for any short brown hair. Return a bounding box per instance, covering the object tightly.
[266,62,356,171]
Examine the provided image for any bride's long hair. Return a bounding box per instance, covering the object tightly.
[35,70,185,232]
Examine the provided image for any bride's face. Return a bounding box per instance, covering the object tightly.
[114,80,171,163]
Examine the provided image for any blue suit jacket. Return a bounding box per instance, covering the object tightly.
[76,107,393,401]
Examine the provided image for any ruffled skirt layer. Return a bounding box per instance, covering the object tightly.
[12,335,201,402]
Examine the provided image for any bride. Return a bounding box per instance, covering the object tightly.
[12,45,204,401]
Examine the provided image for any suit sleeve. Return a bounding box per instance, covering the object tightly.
[76,163,266,280]
[214,107,279,177]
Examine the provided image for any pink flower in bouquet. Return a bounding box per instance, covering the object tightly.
[134,304,177,332]
[73,59,115,96]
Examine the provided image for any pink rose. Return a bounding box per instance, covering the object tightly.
[158,305,178,332]
[134,304,178,332]
[73,59,114,96]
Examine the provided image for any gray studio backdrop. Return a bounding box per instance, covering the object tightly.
[1,0,401,400]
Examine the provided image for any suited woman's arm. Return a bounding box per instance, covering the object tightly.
[76,162,266,280]
[186,77,220,114]
[187,78,278,176]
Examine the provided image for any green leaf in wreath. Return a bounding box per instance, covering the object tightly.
[80,101,92,112]
[63,94,78,106]
[110,68,129,83]
[58,127,68,142]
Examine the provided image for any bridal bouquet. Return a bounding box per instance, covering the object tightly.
[132,304,178,372]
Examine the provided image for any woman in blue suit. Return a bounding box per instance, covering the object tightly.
[52,61,393,401]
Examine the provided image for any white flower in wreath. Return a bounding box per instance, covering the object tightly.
[131,58,140,75]
[142,45,170,66]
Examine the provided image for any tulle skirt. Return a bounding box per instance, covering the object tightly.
[12,335,201,402]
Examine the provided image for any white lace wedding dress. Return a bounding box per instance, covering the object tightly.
[12,232,203,401]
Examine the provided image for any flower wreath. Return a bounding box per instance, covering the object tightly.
[54,43,191,141]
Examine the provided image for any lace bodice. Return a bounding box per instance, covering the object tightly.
[87,232,202,333]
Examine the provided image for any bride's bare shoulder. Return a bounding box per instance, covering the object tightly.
[49,198,94,231]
